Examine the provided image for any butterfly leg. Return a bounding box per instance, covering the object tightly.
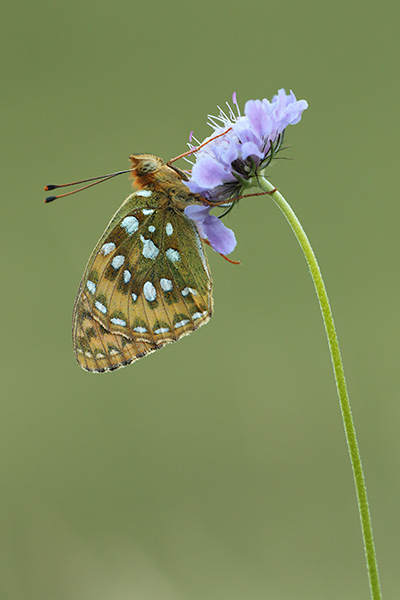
[202,239,241,265]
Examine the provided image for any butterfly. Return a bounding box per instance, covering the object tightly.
[64,154,213,372]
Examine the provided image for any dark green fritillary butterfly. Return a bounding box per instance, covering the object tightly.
[49,154,213,372]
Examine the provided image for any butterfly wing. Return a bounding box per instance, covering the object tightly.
[72,191,212,372]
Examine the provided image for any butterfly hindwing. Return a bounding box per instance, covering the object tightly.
[72,190,212,372]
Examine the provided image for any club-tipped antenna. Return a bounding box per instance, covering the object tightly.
[44,168,133,203]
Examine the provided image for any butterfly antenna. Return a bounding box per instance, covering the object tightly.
[44,169,133,203]
[167,127,232,165]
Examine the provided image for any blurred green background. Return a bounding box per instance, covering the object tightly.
[1,0,399,598]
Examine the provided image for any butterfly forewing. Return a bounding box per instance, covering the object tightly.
[73,189,212,372]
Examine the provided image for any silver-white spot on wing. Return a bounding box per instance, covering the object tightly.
[143,281,157,302]
[120,216,139,235]
[86,280,96,294]
[95,301,107,314]
[101,242,116,256]
[181,287,197,297]
[192,311,207,320]
[110,317,127,326]
[166,248,181,263]
[175,319,190,329]
[111,255,125,269]
[160,278,173,292]
[154,327,170,334]
[140,235,159,260]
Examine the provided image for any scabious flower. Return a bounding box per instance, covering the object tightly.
[181,93,382,599]
[184,90,308,255]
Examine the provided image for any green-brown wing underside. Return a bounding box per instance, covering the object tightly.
[72,191,212,372]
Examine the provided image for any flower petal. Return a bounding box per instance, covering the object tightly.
[184,179,205,194]
[241,141,265,160]
[202,214,237,255]
[268,89,308,133]
[185,205,237,254]
[191,156,231,188]
[286,98,308,125]
[184,204,208,237]
[184,204,209,223]
[244,99,273,138]
[219,142,240,166]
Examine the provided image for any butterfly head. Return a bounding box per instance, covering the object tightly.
[129,154,165,176]
[129,153,190,186]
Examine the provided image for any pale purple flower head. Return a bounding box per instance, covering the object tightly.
[184,90,308,255]
[185,89,308,202]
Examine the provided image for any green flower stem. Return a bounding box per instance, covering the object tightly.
[253,175,382,600]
